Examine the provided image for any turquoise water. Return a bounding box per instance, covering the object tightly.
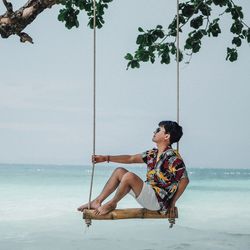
[0,164,250,250]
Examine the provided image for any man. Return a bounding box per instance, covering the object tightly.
[78,120,189,215]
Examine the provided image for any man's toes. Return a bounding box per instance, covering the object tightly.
[77,206,83,211]
[94,208,100,215]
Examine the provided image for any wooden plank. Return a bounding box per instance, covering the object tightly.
[82,207,178,220]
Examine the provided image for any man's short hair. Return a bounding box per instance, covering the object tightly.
[158,121,183,145]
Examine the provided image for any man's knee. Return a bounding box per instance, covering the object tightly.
[114,167,128,176]
[121,172,138,184]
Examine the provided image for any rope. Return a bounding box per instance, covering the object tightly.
[176,0,180,152]
[86,0,97,227]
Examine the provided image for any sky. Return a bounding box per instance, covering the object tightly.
[0,0,249,168]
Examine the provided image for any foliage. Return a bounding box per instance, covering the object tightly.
[57,0,250,69]
[58,0,112,29]
[125,0,250,69]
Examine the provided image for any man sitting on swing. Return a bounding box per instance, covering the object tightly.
[78,120,189,215]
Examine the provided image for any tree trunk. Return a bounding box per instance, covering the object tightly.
[0,0,58,43]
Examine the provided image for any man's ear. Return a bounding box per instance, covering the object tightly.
[165,133,170,141]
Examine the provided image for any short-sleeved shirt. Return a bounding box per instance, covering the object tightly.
[142,146,187,211]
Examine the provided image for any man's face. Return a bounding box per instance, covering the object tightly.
[152,126,168,143]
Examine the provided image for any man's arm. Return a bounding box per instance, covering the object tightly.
[92,154,144,164]
[169,177,189,208]
[168,176,189,219]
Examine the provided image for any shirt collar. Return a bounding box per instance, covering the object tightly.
[154,145,172,153]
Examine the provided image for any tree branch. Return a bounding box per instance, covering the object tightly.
[159,0,204,44]
[0,0,58,43]
[229,0,250,29]
[3,0,13,14]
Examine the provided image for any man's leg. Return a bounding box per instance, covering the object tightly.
[95,172,144,215]
[77,167,128,211]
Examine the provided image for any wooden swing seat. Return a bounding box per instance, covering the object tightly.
[83,207,178,220]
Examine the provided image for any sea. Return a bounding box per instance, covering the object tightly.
[0,164,250,250]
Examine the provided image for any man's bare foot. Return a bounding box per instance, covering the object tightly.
[77,199,101,212]
[94,201,117,215]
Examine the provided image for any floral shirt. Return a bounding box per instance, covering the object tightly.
[142,146,187,211]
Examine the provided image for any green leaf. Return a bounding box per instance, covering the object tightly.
[230,6,243,20]
[103,0,113,3]
[213,0,227,7]
[179,15,186,24]
[152,29,165,39]
[199,3,211,16]
[227,1,232,8]
[124,53,133,61]
[184,43,192,50]
[184,37,193,50]
[242,29,247,37]
[232,37,241,47]
[161,52,170,64]
[181,4,195,18]
[150,57,155,64]
[226,47,238,62]
[229,51,237,62]
[208,21,221,37]
[230,20,243,35]
[193,30,203,40]
[190,15,203,29]
[179,51,183,62]
[236,6,244,19]
[192,43,201,53]
[126,61,131,70]
[136,34,144,45]
[138,27,144,32]
[247,30,250,43]
[138,49,150,62]
[131,60,140,69]
[58,13,65,22]
[170,45,176,55]
[75,19,79,28]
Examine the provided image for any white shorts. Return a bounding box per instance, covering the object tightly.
[129,182,160,211]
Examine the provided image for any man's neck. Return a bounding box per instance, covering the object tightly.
[156,143,170,154]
